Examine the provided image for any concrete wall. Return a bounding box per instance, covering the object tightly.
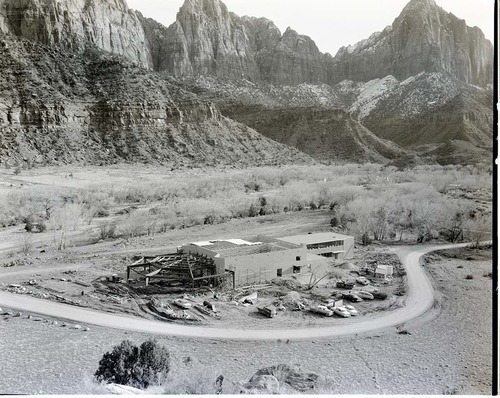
[181,244,225,274]
[342,237,354,260]
[225,247,308,286]
[182,243,309,286]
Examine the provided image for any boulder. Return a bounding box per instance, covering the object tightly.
[242,375,280,394]
[105,383,145,395]
[251,364,319,392]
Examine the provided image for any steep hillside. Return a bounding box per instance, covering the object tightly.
[0,36,313,167]
[178,71,492,165]
[222,105,408,163]
[0,0,493,167]
[358,72,493,148]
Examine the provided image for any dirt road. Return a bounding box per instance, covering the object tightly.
[0,242,473,340]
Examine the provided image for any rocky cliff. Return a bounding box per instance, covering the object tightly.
[0,0,493,167]
[142,0,492,88]
[330,0,493,86]
[1,0,491,87]
[0,0,151,67]
[0,36,313,167]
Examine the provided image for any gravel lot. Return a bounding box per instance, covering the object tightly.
[0,248,492,394]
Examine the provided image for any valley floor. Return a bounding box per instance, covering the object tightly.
[0,164,493,394]
[0,248,492,394]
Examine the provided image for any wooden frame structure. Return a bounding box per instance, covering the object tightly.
[127,253,234,288]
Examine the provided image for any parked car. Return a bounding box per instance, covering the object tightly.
[343,292,363,302]
[336,280,355,289]
[357,291,374,300]
[174,298,192,309]
[344,304,358,316]
[310,305,333,317]
[332,306,351,318]
[356,277,369,285]
[371,290,388,300]
[257,305,277,318]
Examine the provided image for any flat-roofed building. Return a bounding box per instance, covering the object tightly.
[181,236,307,287]
[277,232,354,261]
[374,264,394,279]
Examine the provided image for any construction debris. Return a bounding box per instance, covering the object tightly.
[127,253,232,288]
[257,305,277,318]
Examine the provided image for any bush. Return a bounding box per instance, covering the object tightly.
[99,222,116,240]
[24,217,34,232]
[95,339,171,389]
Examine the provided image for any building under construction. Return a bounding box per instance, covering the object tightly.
[127,233,354,288]
[126,252,234,288]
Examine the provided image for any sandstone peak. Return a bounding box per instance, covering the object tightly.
[178,0,228,16]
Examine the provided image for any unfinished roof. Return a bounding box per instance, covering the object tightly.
[186,236,302,257]
[278,232,353,246]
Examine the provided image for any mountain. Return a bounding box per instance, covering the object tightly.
[0,0,494,167]
[358,72,493,148]
[139,0,492,88]
[330,0,493,87]
[0,35,313,167]
[0,0,151,67]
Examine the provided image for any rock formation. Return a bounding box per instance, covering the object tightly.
[0,0,494,166]
[142,0,492,88]
[0,37,312,167]
[330,0,493,86]
[0,0,150,67]
[222,105,409,163]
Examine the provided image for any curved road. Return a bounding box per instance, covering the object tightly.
[0,242,472,341]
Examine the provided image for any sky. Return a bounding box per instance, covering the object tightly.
[127,0,494,56]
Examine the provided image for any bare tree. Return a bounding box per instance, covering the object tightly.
[464,213,492,248]
[305,265,332,290]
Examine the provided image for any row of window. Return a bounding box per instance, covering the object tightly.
[306,240,343,250]
[320,252,339,259]
[276,265,302,277]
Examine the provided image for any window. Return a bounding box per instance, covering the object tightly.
[296,256,301,261]
[277,268,282,277]
[293,266,301,274]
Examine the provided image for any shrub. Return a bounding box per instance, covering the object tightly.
[24,217,34,232]
[99,222,116,240]
[248,203,259,217]
[95,339,170,389]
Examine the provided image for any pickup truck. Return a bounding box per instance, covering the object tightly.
[336,280,355,289]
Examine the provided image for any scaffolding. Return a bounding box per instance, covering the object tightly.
[126,253,234,288]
